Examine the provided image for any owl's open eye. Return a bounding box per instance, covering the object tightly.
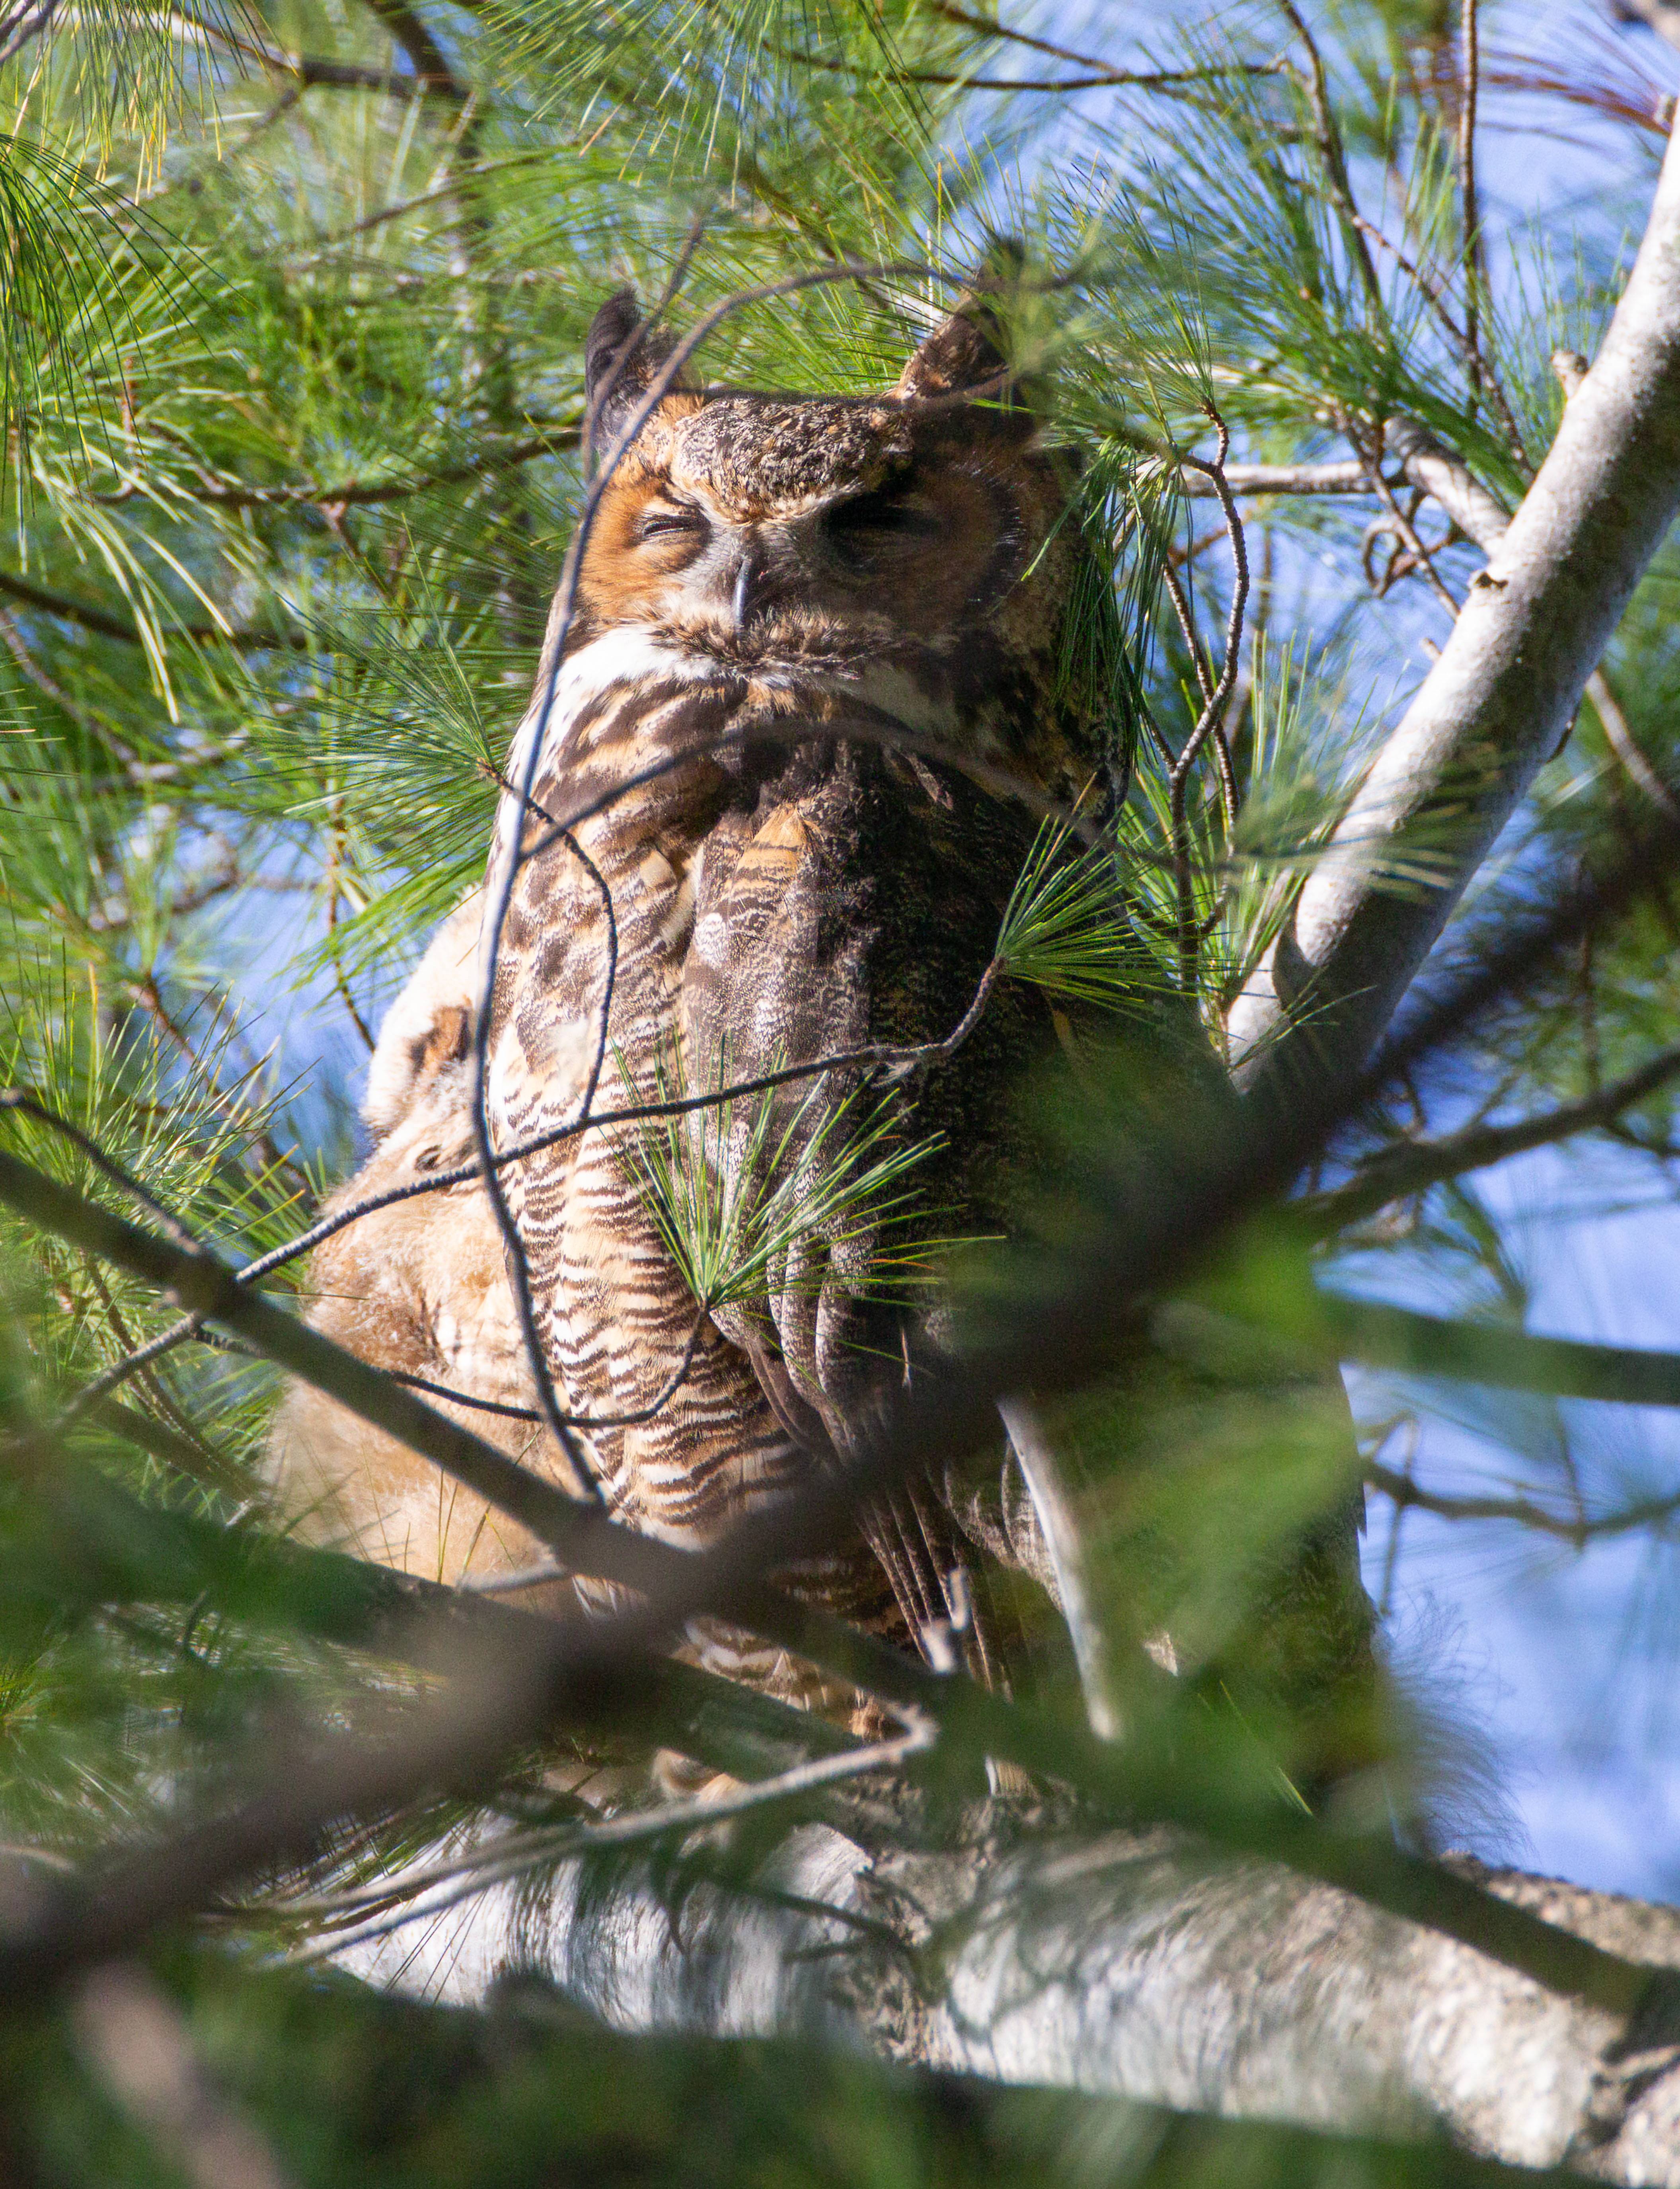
[823,486,942,554]
[637,501,707,545]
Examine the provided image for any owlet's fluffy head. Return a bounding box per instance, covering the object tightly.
[565,279,1104,754]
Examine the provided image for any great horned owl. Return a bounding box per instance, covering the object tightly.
[270,895,586,1604]
[275,288,1378,1789]
[478,285,1112,1690]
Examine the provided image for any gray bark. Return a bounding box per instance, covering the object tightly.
[1183,458,1391,496]
[337,1818,1680,2178]
[1228,113,1680,1089]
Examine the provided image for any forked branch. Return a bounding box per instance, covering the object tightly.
[1230,113,1680,1093]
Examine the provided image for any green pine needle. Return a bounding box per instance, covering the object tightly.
[618,1044,944,1315]
[995,818,1159,1015]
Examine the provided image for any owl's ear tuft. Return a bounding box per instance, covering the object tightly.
[892,308,1006,404]
[892,241,1029,407]
[585,288,693,451]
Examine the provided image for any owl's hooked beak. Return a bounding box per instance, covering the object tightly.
[729,540,768,630]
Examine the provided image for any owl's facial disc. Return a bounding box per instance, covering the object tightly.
[578,409,1031,665]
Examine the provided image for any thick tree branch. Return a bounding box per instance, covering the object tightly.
[1388,417,1674,805]
[1229,114,1680,1087]
[335,1824,1680,2176]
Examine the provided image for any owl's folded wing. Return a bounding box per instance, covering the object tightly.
[669,747,1054,1681]
[676,767,893,1444]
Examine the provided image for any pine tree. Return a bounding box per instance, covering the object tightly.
[4,1,1680,2177]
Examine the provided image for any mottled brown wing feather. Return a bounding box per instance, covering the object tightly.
[676,734,1062,1667]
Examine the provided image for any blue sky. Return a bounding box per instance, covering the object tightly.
[1353,1156,1680,1894]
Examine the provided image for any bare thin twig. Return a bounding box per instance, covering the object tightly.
[458,1559,568,1593]
[998,1398,1121,1741]
[0,567,308,652]
[78,1259,224,1474]
[378,1370,541,1421]
[43,1311,207,1437]
[0,0,53,66]
[3,1071,710,1443]
[1587,666,1680,817]
[278,1698,936,1961]
[236,952,1005,1295]
[1353,423,1462,617]
[1273,0,1386,314]
[1161,557,1214,708]
[104,426,580,512]
[358,0,466,99]
[1459,0,1484,412]
[141,3,465,96]
[1366,1458,1680,1548]
[783,47,1282,94]
[1167,415,1249,981]
[923,0,1125,71]
[0,1089,200,1248]
[1303,1042,1680,1233]
[389,1310,709,1433]
[324,805,376,1054]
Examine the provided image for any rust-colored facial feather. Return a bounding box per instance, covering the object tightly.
[575,381,1074,667]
